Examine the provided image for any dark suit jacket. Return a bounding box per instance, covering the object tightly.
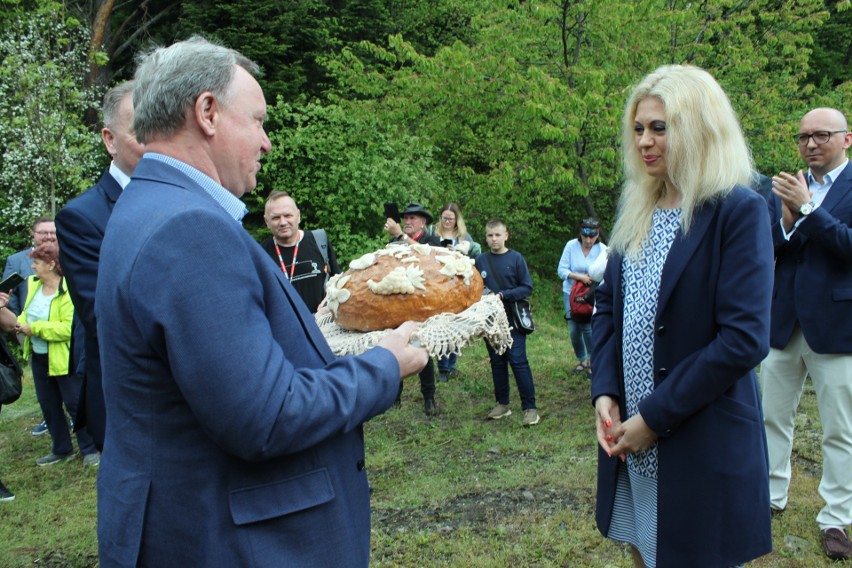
[95,157,400,567]
[55,169,122,449]
[767,160,852,353]
[591,186,774,567]
[2,247,34,316]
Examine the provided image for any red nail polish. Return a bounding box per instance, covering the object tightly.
[606,435,613,442]
[605,420,612,428]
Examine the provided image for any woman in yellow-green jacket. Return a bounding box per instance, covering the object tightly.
[0,242,97,466]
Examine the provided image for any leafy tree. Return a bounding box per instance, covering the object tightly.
[256,101,440,264]
[0,1,102,255]
[807,0,851,90]
[321,0,832,273]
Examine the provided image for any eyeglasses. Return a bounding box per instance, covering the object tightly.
[441,216,455,223]
[794,130,847,146]
[581,229,598,238]
[34,231,56,236]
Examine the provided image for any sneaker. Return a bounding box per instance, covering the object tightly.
[437,372,449,383]
[523,408,541,426]
[31,421,48,436]
[448,369,461,381]
[83,452,101,467]
[486,404,512,420]
[0,480,13,502]
[35,452,76,467]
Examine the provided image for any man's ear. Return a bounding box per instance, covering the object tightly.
[101,127,117,158]
[195,91,218,136]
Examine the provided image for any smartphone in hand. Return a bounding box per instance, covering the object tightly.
[384,202,400,223]
[0,272,24,293]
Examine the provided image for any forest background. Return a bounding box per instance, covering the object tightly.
[0,0,849,274]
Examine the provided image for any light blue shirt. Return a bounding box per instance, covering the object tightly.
[26,288,55,354]
[783,158,849,239]
[557,238,607,294]
[144,153,249,222]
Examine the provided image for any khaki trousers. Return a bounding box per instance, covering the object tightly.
[761,326,852,530]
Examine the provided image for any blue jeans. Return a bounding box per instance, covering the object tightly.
[437,353,457,373]
[485,330,536,410]
[568,318,592,363]
[30,353,96,456]
[564,290,592,363]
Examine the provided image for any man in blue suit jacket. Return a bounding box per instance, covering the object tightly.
[763,107,852,560]
[56,82,143,452]
[95,36,428,567]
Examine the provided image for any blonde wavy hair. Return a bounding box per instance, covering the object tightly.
[609,65,753,258]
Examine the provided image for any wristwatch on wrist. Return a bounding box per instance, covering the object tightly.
[800,201,815,216]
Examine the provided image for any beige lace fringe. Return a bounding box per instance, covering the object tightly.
[315,293,512,358]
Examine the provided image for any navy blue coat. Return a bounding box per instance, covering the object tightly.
[56,169,123,448]
[767,161,852,353]
[591,186,774,567]
[95,157,400,567]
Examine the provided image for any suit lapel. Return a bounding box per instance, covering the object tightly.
[818,162,852,215]
[100,170,123,211]
[656,200,716,313]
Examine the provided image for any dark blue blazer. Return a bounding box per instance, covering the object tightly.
[591,186,774,567]
[56,169,122,449]
[95,157,400,567]
[767,161,852,353]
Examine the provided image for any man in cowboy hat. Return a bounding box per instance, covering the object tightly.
[384,202,442,416]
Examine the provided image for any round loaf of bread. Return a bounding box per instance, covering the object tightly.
[325,243,484,332]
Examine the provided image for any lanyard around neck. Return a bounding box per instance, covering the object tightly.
[274,231,302,281]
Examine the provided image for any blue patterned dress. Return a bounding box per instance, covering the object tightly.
[606,208,681,568]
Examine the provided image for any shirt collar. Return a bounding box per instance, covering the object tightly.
[143,153,248,222]
[109,161,133,189]
[808,158,849,188]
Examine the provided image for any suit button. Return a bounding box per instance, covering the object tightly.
[657,325,666,336]
[356,459,365,471]
[658,368,668,378]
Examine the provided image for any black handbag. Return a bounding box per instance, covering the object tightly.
[0,336,23,406]
[485,253,535,335]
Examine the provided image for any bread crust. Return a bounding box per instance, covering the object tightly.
[328,245,484,331]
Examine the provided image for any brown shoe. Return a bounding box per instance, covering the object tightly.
[821,528,852,560]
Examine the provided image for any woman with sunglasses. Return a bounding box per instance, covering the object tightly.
[557,218,607,374]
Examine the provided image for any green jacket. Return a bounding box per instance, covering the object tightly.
[17,275,74,376]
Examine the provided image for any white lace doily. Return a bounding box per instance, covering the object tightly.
[315,293,512,357]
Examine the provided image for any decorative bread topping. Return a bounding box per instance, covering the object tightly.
[326,243,484,331]
[366,265,426,295]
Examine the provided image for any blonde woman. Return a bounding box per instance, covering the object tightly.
[591,65,773,567]
[434,202,480,381]
[434,203,481,258]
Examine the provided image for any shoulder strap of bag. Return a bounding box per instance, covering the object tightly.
[310,229,331,284]
[310,229,330,268]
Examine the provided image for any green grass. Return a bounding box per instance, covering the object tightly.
[0,280,841,566]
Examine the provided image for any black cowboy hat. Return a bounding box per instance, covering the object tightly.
[401,203,433,225]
